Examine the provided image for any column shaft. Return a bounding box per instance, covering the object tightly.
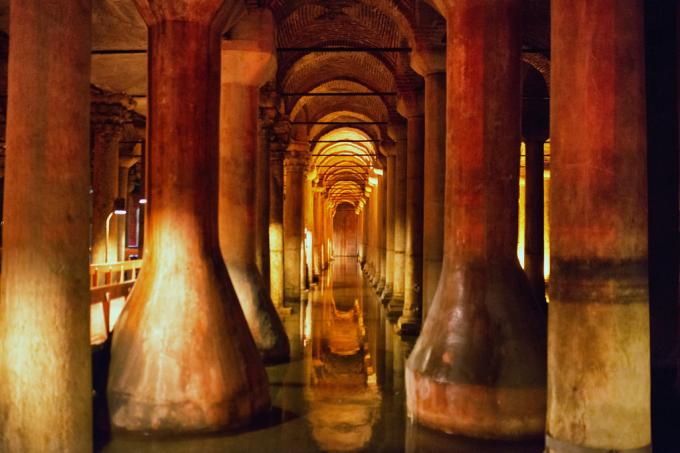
[524,140,545,303]
[270,146,285,309]
[283,147,308,303]
[381,152,396,302]
[547,1,650,450]
[0,1,92,450]
[421,72,446,318]
[388,128,407,315]
[399,107,425,334]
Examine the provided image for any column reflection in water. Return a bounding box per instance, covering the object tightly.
[304,258,382,452]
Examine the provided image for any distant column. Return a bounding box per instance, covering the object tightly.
[0,0,92,451]
[380,141,396,303]
[117,156,139,261]
[387,121,407,317]
[269,134,287,310]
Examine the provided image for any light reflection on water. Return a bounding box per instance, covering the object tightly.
[98,258,543,453]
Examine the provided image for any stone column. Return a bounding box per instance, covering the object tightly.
[397,92,425,335]
[0,1,91,450]
[387,122,408,317]
[283,142,308,304]
[406,0,546,438]
[380,142,396,303]
[269,138,286,310]
[312,186,324,279]
[547,1,650,451]
[412,49,446,320]
[220,9,289,364]
[108,0,270,433]
[117,156,139,261]
[91,92,133,264]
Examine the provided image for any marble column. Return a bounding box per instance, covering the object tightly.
[547,1,650,451]
[387,122,408,317]
[269,138,287,310]
[0,1,92,450]
[412,49,446,320]
[406,0,546,438]
[397,92,425,335]
[91,92,134,264]
[283,142,309,304]
[380,141,396,303]
[220,9,289,364]
[117,156,139,261]
[108,0,270,433]
[377,157,387,295]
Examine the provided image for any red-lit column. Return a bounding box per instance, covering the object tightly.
[284,142,309,304]
[547,1,650,451]
[380,141,396,303]
[397,92,425,335]
[387,122,407,316]
[406,0,546,438]
[220,9,289,364]
[91,92,133,264]
[0,1,92,450]
[108,0,270,433]
[412,49,446,320]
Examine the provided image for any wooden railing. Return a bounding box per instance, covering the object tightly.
[90,259,142,345]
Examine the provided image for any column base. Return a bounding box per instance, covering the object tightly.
[405,368,545,439]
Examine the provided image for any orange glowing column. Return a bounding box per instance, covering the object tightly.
[0,0,92,450]
[107,0,269,433]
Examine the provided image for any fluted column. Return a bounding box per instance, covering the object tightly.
[91,92,134,264]
[412,48,446,320]
[547,1,650,451]
[117,156,139,261]
[397,92,425,335]
[406,0,546,438]
[220,9,289,364]
[269,137,287,310]
[380,141,396,303]
[387,122,408,317]
[284,142,309,304]
[108,0,270,433]
[0,1,92,450]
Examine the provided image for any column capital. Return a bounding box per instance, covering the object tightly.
[387,120,407,142]
[411,46,446,77]
[284,143,310,171]
[91,88,136,138]
[397,90,424,119]
[133,0,244,27]
[221,9,276,87]
[380,139,397,157]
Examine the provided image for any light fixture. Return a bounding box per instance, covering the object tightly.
[139,198,147,205]
[373,168,384,176]
[368,176,379,187]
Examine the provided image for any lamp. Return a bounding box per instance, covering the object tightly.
[106,197,127,263]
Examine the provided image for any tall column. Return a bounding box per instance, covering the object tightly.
[108,0,270,433]
[0,1,92,450]
[547,1,650,451]
[522,137,547,304]
[397,92,425,335]
[91,92,133,264]
[380,142,396,303]
[412,49,446,320]
[406,0,546,438]
[387,122,408,317]
[117,156,139,261]
[269,137,287,310]
[220,9,289,364]
[283,142,308,304]
[312,187,324,279]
